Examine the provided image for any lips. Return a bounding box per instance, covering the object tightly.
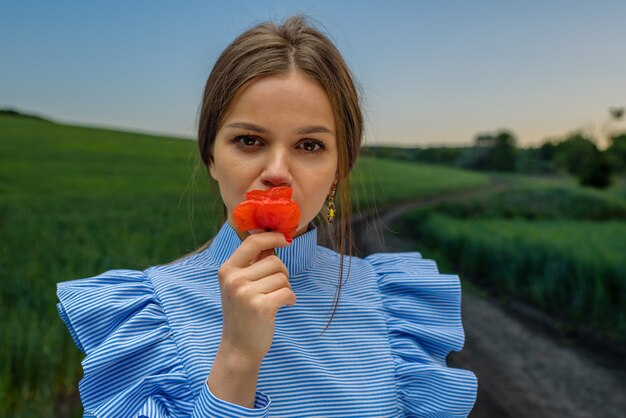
[232,186,301,243]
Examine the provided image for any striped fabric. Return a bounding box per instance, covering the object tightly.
[57,220,477,417]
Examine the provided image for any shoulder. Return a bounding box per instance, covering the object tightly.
[56,267,200,414]
[364,251,460,296]
[56,268,160,354]
[364,251,440,274]
[363,251,465,349]
[362,252,478,416]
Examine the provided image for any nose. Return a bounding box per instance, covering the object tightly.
[260,147,292,188]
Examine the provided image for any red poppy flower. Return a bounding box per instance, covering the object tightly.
[232,186,301,243]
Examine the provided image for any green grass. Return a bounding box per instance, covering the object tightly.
[0,115,491,417]
[495,170,626,202]
[434,185,626,220]
[395,187,626,344]
[348,156,489,210]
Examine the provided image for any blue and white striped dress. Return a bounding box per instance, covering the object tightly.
[57,220,478,417]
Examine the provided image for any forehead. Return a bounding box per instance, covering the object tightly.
[223,71,335,130]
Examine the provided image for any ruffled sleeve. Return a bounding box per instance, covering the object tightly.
[365,252,478,418]
[57,269,272,417]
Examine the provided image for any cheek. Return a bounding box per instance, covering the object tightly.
[211,162,253,206]
[299,177,333,213]
[213,154,255,183]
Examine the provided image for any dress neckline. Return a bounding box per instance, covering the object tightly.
[202,221,319,277]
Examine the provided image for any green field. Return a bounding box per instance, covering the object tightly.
[349,154,490,209]
[394,182,626,345]
[0,115,491,417]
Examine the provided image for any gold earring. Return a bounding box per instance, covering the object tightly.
[326,185,336,223]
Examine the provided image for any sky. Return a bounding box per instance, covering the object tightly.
[1,0,625,149]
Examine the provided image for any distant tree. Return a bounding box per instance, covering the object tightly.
[392,148,414,161]
[415,147,466,166]
[363,146,396,160]
[534,132,613,188]
[0,109,22,117]
[553,132,599,175]
[609,106,624,120]
[363,145,468,167]
[490,131,517,171]
[459,129,517,172]
[0,108,51,122]
[515,147,556,174]
[539,141,557,165]
[606,132,626,172]
[579,152,613,188]
[457,136,489,170]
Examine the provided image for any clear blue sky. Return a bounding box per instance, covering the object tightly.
[2,0,625,148]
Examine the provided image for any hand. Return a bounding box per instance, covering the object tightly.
[216,231,296,365]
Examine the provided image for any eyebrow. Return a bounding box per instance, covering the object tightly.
[225,122,334,136]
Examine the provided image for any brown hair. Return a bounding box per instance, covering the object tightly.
[172,14,365,335]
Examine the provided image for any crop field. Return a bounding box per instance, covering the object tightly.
[394,182,626,345]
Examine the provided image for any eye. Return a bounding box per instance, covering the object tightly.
[231,135,262,148]
[298,140,326,154]
[230,136,326,155]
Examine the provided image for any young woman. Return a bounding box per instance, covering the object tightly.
[57,14,478,417]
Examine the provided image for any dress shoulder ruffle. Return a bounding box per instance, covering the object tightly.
[364,252,478,417]
[57,269,196,417]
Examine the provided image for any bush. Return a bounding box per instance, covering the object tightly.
[578,152,613,189]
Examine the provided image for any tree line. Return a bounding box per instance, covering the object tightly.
[363,129,626,189]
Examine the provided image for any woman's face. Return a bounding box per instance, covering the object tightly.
[209,70,338,241]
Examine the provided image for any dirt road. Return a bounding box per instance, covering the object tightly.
[348,190,626,418]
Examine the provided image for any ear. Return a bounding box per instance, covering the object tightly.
[208,160,217,181]
[330,177,338,194]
